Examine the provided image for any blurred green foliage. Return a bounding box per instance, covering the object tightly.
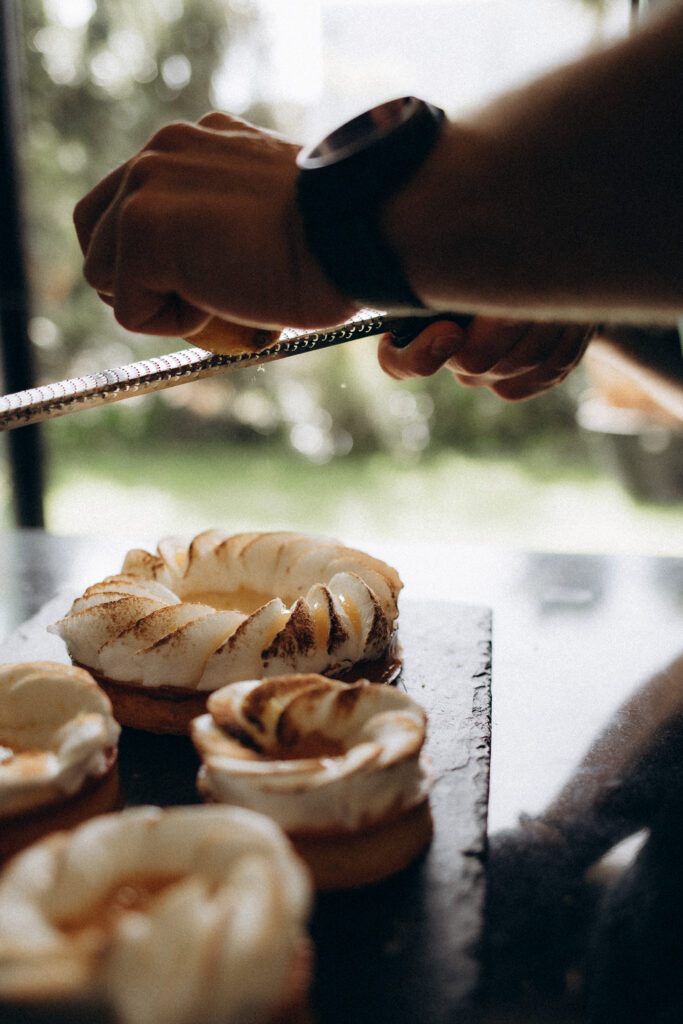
[19,0,262,377]
[18,0,588,472]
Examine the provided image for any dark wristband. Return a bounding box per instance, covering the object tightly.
[296,97,445,312]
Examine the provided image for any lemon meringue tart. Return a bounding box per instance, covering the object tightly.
[0,805,313,1024]
[0,661,120,865]
[49,531,402,735]
[191,673,433,890]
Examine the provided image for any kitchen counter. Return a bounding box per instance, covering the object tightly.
[1,530,681,1023]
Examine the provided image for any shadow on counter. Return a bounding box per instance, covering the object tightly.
[480,652,683,1024]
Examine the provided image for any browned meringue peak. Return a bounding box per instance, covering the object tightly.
[191,674,431,835]
[0,805,312,1024]
[0,661,120,820]
[49,531,402,690]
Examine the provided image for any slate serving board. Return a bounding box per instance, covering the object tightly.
[0,596,492,1024]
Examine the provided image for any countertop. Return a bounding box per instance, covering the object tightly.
[1,530,681,1023]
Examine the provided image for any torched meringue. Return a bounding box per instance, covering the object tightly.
[0,661,120,821]
[49,531,402,692]
[0,805,312,1024]
[191,674,433,887]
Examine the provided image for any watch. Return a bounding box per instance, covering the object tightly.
[296,96,445,312]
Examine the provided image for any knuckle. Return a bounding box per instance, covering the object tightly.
[454,351,496,375]
[73,197,87,234]
[147,120,195,151]
[112,303,136,331]
[490,353,533,376]
[198,111,233,129]
[112,289,157,332]
[125,149,170,187]
[117,190,150,234]
[453,372,482,389]
[82,255,107,290]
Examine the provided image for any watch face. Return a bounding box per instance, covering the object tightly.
[298,97,422,169]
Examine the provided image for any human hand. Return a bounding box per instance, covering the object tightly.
[73,112,358,339]
[377,316,595,400]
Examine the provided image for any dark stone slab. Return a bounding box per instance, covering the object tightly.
[0,595,491,1024]
[308,599,492,1024]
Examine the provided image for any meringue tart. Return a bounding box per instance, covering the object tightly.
[0,805,313,1024]
[0,661,120,864]
[191,673,433,890]
[50,531,402,735]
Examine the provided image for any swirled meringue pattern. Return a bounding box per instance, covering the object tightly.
[49,531,402,734]
[0,805,312,1024]
[0,662,120,862]
[191,674,432,889]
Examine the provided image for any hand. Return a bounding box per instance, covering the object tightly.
[73,112,358,337]
[377,316,595,400]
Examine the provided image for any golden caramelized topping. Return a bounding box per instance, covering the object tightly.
[0,662,120,819]
[191,674,432,836]
[50,532,402,693]
[0,806,312,1024]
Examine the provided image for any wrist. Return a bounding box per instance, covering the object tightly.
[381,121,494,312]
[287,186,360,327]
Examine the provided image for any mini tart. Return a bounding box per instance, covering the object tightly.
[49,531,402,735]
[0,662,121,865]
[0,805,313,1024]
[191,674,433,890]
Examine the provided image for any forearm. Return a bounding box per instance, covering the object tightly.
[384,4,683,324]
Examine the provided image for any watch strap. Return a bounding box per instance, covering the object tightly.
[297,98,444,311]
[304,208,426,313]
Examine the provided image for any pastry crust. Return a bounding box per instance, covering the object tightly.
[0,661,121,864]
[0,762,120,867]
[49,531,402,735]
[291,799,433,891]
[191,674,433,889]
[86,676,209,737]
[0,805,313,1024]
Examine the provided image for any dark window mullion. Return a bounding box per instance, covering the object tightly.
[0,0,45,528]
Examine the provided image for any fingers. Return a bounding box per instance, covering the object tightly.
[73,114,252,319]
[81,148,174,296]
[103,188,212,336]
[491,325,594,400]
[376,319,467,379]
[198,111,243,130]
[376,317,532,381]
[452,319,584,376]
[73,109,355,335]
[72,122,203,256]
[76,120,230,334]
[197,111,263,134]
[80,181,207,335]
[445,318,537,376]
[453,322,592,399]
[377,315,593,401]
[198,111,293,146]
[73,162,129,257]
